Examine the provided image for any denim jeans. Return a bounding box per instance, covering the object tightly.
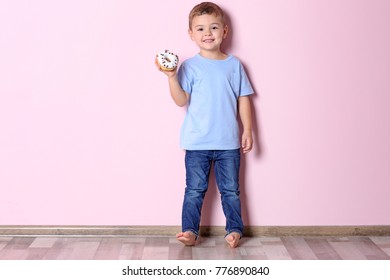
[182,149,243,237]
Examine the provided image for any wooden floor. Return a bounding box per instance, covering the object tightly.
[1,236,390,260]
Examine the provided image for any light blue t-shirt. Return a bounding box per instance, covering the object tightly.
[178,54,254,150]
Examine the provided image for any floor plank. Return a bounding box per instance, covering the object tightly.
[142,237,169,260]
[29,237,58,248]
[261,237,292,260]
[304,238,342,260]
[282,237,318,260]
[328,238,368,260]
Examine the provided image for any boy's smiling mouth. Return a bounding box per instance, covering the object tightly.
[203,39,215,43]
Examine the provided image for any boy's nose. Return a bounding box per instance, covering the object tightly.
[204,29,212,35]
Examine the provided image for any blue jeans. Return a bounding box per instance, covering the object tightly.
[182,149,243,237]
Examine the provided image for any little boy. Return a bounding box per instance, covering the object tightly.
[156,2,254,248]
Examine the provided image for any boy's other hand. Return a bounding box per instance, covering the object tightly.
[241,132,253,154]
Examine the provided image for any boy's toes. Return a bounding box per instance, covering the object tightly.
[176,231,197,246]
[225,232,241,248]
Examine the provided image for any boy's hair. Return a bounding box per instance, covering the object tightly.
[189,2,225,29]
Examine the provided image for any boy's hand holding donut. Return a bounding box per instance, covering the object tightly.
[155,50,179,77]
[155,60,177,77]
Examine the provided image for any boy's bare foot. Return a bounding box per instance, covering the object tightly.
[176,231,197,246]
[225,232,241,248]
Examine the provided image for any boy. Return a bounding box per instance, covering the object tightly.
[156,2,254,248]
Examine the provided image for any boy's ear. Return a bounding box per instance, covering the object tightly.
[188,28,195,41]
[223,25,228,39]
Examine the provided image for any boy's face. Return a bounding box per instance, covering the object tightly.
[188,14,228,53]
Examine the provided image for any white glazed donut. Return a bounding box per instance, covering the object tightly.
[156,50,179,71]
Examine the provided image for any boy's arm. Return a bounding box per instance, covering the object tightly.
[238,96,253,154]
[156,61,188,107]
[167,74,189,107]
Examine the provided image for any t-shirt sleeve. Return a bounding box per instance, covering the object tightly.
[239,63,254,96]
[177,62,193,94]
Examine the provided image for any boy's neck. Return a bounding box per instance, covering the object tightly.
[198,49,228,60]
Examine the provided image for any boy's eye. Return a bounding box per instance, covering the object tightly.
[212,26,218,30]
[197,28,203,31]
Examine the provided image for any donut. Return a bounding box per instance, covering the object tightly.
[156,50,179,71]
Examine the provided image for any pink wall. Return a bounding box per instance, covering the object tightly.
[1,0,390,226]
